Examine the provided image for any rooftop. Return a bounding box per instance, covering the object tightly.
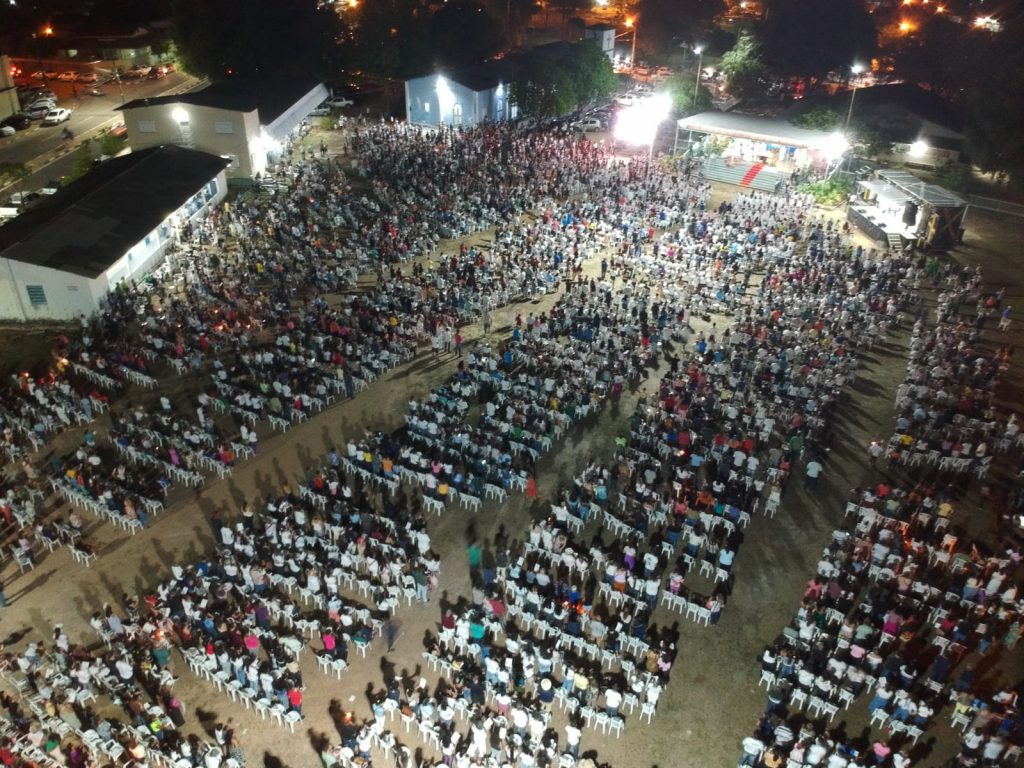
[676,111,839,151]
[0,146,229,279]
[119,77,322,125]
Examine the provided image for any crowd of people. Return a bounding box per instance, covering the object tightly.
[734,249,1024,767]
[0,113,1019,768]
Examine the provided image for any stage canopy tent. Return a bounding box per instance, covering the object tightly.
[875,169,966,209]
[675,111,838,151]
[856,179,913,206]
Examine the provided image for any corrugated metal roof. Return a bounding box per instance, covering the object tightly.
[676,111,837,150]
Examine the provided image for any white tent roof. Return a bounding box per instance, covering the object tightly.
[676,111,837,151]
[876,169,966,208]
[857,179,913,206]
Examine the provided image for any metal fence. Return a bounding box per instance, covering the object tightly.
[966,194,1024,219]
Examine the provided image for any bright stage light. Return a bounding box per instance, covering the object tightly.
[822,132,849,161]
[613,93,672,147]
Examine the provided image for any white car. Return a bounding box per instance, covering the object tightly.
[76,72,99,84]
[615,95,638,107]
[0,126,15,138]
[309,104,332,117]
[42,108,72,125]
[324,96,354,109]
[572,118,603,132]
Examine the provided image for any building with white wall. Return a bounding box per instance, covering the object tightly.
[0,54,18,122]
[584,24,616,60]
[405,62,515,128]
[118,78,327,179]
[0,145,228,322]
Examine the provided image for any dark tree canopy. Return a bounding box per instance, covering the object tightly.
[761,0,876,78]
[429,1,504,69]
[892,15,977,96]
[172,0,344,80]
[511,41,616,117]
[637,0,726,58]
[961,23,1024,184]
[349,0,505,77]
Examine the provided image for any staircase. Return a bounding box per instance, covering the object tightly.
[739,163,764,187]
[887,232,905,253]
[701,158,782,193]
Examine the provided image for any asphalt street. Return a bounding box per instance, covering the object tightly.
[1,60,197,197]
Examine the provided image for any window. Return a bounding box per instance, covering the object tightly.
[138,120,156,133]
[214,121,234,134]
[424,101,431,114]
[26,285,47,306]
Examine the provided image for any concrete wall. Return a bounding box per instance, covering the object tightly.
[124,103,262,177]
[264,83,328,143]
[0,259,106,321]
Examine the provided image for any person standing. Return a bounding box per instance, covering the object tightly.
[564,720,582,759]
[804,457,823,490]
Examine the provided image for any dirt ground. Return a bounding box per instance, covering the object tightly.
[3,147,1024,768]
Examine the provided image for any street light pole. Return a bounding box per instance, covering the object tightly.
[844,62,864,132]
[629,20,638,74]
[684,44,704,155]
[692,45,704,112]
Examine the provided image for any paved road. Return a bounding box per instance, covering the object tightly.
[1,63,197,197]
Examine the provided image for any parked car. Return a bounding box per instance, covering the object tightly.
[0,126,14,138]
[25,104,53,120]
[41,107,72,125]
[1,114,32,131]
[571,118,603,132]
[26,102,56,117]
[43,71,60,80]
[8,191,41,206]
[120,69,142,80]
[324,96,354,109]
[26,96,56,109]
[57,71,79,81]
[309,104,332,117]
[76,72,98,84]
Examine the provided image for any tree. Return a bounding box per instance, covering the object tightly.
[637,0,727,58]
[511,59,576,118]
[792,107,840,130]
[761,0,876,80]
[481,0,540,46]
[429,1,503,69]
[563,40,617,106]
[66,141,96,184]
[718,31,768,99]
[851,120,893,159]
[172,0,345,80]
[0,162,30,189]
[666,73,712,115]
[959,21,1024,184]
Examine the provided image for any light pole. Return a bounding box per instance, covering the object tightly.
[692,44,704,112]
[844,62,864,132]
[627,17,637,74]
